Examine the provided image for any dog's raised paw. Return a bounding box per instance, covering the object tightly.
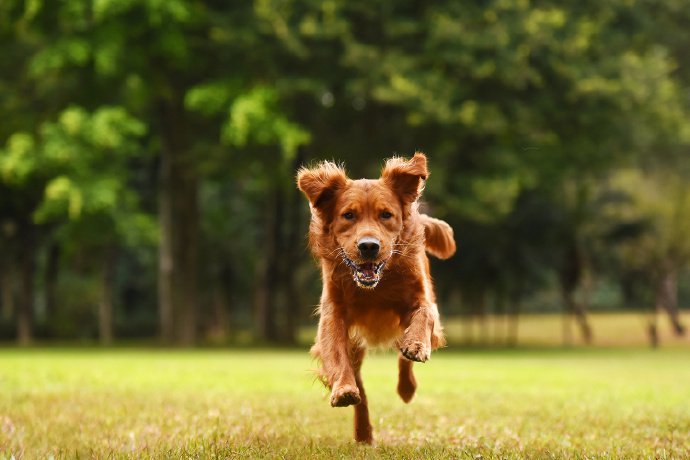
[330,384,361,407]
[400,340,430,362]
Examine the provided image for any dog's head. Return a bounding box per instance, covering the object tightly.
[297,153,428,289]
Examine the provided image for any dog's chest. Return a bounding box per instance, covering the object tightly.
[345,288,413,347]
[348,307,403,347]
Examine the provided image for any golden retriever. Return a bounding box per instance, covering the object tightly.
[297,152,456,443]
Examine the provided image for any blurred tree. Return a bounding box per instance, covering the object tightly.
[5,0,249,343]
[81,0,211,345]
[0,177,44,345]
[1,0,689,346]
[605,168,690,345]
[220,87,310,341]
[309,0,690,343]
[0,106,150,343]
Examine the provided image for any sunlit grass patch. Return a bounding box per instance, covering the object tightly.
[433,311,690,347]
[297,312,690,348]
[1,347,689,459]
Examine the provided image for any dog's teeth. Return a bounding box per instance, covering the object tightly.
[345,256,388,289]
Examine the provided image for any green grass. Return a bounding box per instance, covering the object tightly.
[1,347,689,459]
[442,311,690,347]
[296,312,690,348]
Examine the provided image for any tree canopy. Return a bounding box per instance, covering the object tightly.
[1,0,688,345]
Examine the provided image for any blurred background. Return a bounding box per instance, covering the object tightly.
[1,0,689,348]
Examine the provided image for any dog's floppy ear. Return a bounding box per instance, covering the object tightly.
[296,161,348,218]
[382,152,428,204]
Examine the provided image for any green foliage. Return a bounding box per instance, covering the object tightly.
[2,105,146,225]
[2,0,690,342]
[0,134,36,184]
[606,168,690,270]
[222,86,311,161]
[185,79,243,117]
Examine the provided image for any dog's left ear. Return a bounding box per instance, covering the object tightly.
[382,152,428,204]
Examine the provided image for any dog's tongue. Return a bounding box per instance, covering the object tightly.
[359,263,375,278]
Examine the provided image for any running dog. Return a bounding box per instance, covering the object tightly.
[296,152,456,443]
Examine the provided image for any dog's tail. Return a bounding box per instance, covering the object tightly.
[420,214,456,260]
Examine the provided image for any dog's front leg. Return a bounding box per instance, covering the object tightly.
[313,310,361,407]
[399,304,442,363]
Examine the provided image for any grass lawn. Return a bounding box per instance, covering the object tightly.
[295,312,690,348]
[1,347,689,459]
[442,312,690,348]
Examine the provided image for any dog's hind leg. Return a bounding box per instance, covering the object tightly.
[352,346,373,444]
[397,354,417,403]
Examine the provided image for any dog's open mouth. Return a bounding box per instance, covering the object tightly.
[343,258,387,289]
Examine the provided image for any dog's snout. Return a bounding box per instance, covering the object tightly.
[357,237,380,260]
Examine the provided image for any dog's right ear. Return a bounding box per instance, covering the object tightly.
[296,162,348,218]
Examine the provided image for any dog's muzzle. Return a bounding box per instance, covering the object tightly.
[343,257,387,289]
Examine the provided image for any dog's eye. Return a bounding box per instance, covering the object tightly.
[342,212,355,220]
[380,211,393,219]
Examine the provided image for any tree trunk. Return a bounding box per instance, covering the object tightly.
[280,153,306,344]
[98,247,117,345]
[459,291,473,345]
[647,311,659,348]
[481,300,489,345]
[493,293,505,346]
[158,113,175,343]
[476,292,488,345]
[507,295,521,347]
[562,288,592,345]
[655,264,685,337]
[559,241,592,345]
[253,257,269,342]
[174,170,198,345]
[1,263,14,321]
[157,99,198,345]
[562,309,573,347]
[573,300,593,344]
[18,244,35,346]
[44,243,60,322]
[208,279,230,342]
[253,186,282,342]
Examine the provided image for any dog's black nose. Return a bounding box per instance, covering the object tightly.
[357,237,380,260]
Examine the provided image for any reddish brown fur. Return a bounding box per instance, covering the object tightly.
[296,152,456,444]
